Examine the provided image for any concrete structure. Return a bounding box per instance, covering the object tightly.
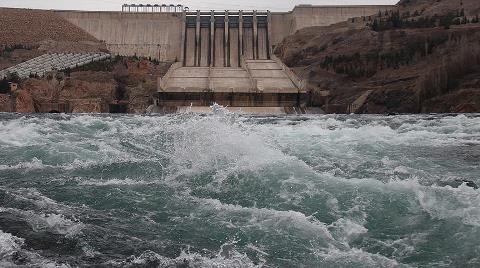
[347,89,373,113]
[57,5,395,62]
[0,52,111,79]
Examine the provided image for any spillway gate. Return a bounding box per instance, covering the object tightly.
[182,10,272,67]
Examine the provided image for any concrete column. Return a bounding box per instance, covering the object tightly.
[181,11,187,66]
[267,10,273,59]
[210,10,215,67]
[224,10,230,67]
[239,10,244,59]
[253,10,258,60]
[195,10,201,66]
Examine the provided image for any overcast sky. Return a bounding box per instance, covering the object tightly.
[1,0,398,12]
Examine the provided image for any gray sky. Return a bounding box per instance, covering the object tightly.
[0,0,398,12]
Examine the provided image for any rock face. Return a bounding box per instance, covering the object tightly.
[20,73,116,113]
[275,0,480,113]
[15,90,35,113]
[70,99,104,113]
[0,94,12,112]
[0,58,172,114]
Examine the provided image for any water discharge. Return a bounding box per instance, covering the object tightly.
[0,113,479,267]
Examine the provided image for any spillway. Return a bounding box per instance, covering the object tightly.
[158,10,308,113]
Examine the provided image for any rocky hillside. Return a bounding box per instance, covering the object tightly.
[0,8,107,71]
[398,0,480,17]
[276,0,480,113]
[0,57,171,114]
[0,8,98,46]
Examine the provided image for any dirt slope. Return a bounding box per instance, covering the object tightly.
[275,0,480,113]
[0,8,98,46]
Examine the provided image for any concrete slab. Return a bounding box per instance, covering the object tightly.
[167,77,209,89]
[247,62,282,70]
[176,106,287,114]
[211,78,252,91]
[250,69,287,78]
[210,68,249,78]
[172,67,209,77]
[256,78,296,90]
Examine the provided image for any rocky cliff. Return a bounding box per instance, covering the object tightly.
[276,0,480,113]
[4,57,171,114]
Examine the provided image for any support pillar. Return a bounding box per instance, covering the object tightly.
[239,10,244,62]
[195,10,201,66]
[267,10,273,59]
[253,10,258,60]
[210,10,215,67]
[181,11,187,66]
[224,10,230,67]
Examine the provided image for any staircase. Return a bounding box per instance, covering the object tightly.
[244,59,298,93]
[163,67,253,92]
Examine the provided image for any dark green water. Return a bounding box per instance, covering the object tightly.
[0,113,479,267]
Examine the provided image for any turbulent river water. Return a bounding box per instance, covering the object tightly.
[0,112,479,267]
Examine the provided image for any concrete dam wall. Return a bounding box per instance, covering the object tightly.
[56,11,184,61]
[57,5,395,112]
[58,5,395,61]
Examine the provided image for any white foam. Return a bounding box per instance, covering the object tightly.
[199,197,334,241]
[0,157,51,171]
[79,178,155,186]
[0,229,70,267]
[316,245,406,268]
[0,208,83,236]
[328,218,368,244]
[115,248,261,268]
[164,114,295,183]
[414,184,480,226]
[0,230,24,259]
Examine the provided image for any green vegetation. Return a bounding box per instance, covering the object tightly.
[320,33,451,78]
[70,55,124,72]
[370,9,480,32]
[70,55,161,73]
[418,41,480,106]
[0,44,35,58]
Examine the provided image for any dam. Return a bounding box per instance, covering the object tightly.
[56,5,394,113]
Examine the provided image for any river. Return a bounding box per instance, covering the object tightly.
[0,112,479,267]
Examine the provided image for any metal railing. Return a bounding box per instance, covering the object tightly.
[122,4,189,13]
